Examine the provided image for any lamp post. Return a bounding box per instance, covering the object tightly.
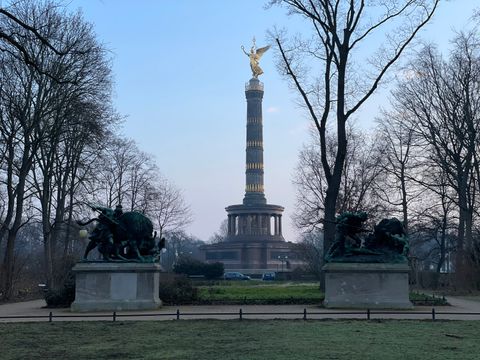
[277,255,288,273]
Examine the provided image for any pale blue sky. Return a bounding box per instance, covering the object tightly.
[65,0,478,242]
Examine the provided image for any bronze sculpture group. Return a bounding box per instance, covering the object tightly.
[78,204,165,263]
[325,212,409,263]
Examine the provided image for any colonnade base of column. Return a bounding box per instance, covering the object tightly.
[199,240,299,275]
[225,203,285,242]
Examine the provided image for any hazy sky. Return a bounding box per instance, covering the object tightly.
[64,0,478,242]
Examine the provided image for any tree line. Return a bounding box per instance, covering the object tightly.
[276,1,480,288]
[0,0,192,300]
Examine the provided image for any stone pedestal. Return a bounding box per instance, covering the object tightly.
[323,262,412,309]
[71,262,163,312]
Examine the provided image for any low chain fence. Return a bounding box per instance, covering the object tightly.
[2,308,480,322]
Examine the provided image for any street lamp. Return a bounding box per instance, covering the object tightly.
[277,255,288,273]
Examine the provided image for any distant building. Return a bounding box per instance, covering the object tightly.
[200,78,302,275]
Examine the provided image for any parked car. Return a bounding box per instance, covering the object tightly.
[224,272,251,280]
[262,272,276,281]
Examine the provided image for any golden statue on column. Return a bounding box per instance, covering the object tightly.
[242,37,270,78]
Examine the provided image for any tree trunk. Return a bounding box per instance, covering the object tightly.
[400,165,408,233]
[434,215,448,288]
[2,192,27,299]
[2,230,15,299]
[455,176,468,287]
[43,232,54,289]
[1,144,31,299]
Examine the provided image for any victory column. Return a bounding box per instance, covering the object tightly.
[202,39,296,274]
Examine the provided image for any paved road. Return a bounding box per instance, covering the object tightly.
[1,296,480,323]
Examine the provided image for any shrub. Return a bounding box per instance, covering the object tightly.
[173,258,203,276]
[44,272,76,308]
[158,275,198,305]
[173,258,224,279]
[409,292,448,306]
[202,262,224,279]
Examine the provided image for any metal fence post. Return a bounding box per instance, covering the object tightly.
[367,309,370,320]
[49,311,53,323]
[239,308,243,321]
[432,308,436,321]
[113,311,116,322]
[303,308,307,320]
[176,309,180,320]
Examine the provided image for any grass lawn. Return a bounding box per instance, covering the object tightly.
[1,320,479,359]
[197,281,323,304]
[195,281,446,305]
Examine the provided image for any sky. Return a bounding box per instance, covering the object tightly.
[59,0,478,243]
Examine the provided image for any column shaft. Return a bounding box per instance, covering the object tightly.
[244,78,266,205]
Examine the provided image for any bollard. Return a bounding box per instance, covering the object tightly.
[303,308,307,320]
[49,311,53,323]
[367,309,370,320]
[176,309,180,320]
[239,308,243,321]
[432,308,436,321]
[113,311,116,322]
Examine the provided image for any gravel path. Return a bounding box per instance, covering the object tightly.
[1,296,480,322]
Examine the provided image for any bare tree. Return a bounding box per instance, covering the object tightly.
[208,219,228,244]
[375,110,423,232]
[146,177,193,241]
[0,0,113,296]
[270,0,439,262]
[159,230,204,271]
[293,230,324,279]
[0,0,88,82]
[0,26,53,297]
[392,32,480,279]
[408,169,455,278]
[126,151,157,212]
[293,126,384,232]
[0,0,192,298]
[88,137,192,245]
[95,138,139,208]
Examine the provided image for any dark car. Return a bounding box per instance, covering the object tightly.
[224,272,251,280]
[262,272,276,281]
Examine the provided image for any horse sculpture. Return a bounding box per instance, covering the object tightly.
[78,204,165,262]
[325,212,409,263]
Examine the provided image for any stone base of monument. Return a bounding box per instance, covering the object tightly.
[71,262,163,312]
[323,262,412,309]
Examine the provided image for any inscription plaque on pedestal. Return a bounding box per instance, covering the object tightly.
[323,262,412,309]
[71,262,163,312]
